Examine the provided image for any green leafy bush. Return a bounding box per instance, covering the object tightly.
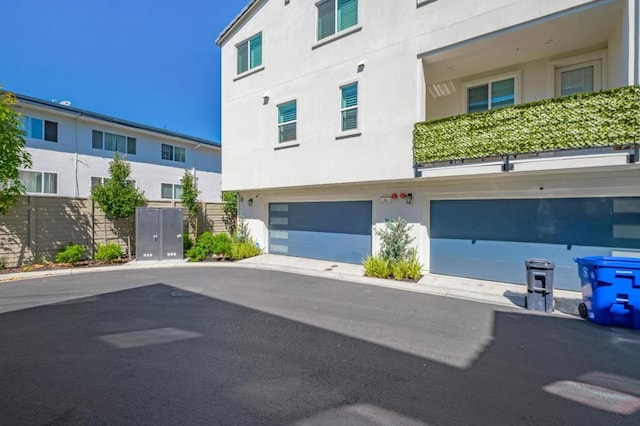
[363,255,391,278]
[95,243,123,262]
[55,243,85,263]
[212,233,233,256]
[183,233,194,253]
[376,217,416,263]
[230,240,262,260]
[414,85,640,163]
[186,231,234,261]
[364,217,423,281]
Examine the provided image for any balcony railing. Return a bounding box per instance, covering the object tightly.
[413,85,640,166]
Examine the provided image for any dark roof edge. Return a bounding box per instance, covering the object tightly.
[8,92,221,149]
[216,0,262,46]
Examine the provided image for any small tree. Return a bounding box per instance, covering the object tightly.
[222,191,238,235]
[376,217,415,263]
[180,170,200,237]
[91,153,146,258]
[0,89,32,215]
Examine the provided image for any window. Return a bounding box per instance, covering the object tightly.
[20,116,58,142]
[92,130,136,155]
[340,82,358,131]
[91,177,135,189]
[467,77,515,113]
[278,101,297,143]
[237,32,262,74]
[161,183,183,200]
[317,0,358,41]
[556,60,602,96]
[161,144,186,163]
[19,171,57,194]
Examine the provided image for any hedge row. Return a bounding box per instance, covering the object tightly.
[413,85,640,164]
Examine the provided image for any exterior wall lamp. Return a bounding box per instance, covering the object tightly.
[248,198,253,206]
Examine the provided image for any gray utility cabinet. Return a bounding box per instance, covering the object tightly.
[136,207,183,261]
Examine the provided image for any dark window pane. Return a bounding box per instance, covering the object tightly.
[92,130,103,149]
[491,78,515,109]
[127,137,136,155]
[44,121,58,142]
[468,85,489,113]
[162,144,173,160]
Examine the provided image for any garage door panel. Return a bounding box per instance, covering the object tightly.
[431,238,610,289]
[430,197,640,291]
[269,201,372,264]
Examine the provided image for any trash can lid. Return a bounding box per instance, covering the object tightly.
[525,258,555,269]
[574,256,640,269]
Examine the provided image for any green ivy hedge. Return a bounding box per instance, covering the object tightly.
[413,85,640,164]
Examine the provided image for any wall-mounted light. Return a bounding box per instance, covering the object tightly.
[248,198,253,206]
[357,60,365,73]
[380,196,391,204]
[406,193,413,204]
[391,193,398,200]
[262,92,270,105]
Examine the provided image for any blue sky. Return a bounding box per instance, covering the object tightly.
[0,0,249,142]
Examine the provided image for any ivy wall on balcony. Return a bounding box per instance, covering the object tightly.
[413,85,640,164]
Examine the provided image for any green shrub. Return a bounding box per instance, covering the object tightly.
[376,217,416,263]
[390,256,423,281]
[363,255,391,279]
[183,233,194,253]
[55,243,85,263]
[230,240,261,260]
[212,233,233,256]
[95,243,123,263]
[186,232,235,261]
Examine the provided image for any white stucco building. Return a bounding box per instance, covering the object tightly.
[13,94,221,202]
[217,0,640,291]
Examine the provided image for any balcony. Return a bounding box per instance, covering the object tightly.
[413,86,640,174]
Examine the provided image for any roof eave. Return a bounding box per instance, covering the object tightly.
[216,0,263,46]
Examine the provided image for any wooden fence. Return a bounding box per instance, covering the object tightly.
[0,196,224,267]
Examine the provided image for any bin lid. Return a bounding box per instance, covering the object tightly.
[525,258,554,269]
[574,256,640,269]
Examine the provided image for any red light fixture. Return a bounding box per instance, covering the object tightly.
[391,193,398,199]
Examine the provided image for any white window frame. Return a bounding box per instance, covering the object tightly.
[20,116,58,142]
[161,143,186,163]
[161,183,183,200]
[314,0,361,48]
[91,177,135,189]
[548,50,607,98]
[337,80,361,139]
[235,32,263,77]
[277,99,298,146]
[462,71,521,114]
[92,129,137,155]
[19,170,58,195]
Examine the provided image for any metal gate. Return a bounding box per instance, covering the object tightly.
[135,207,183,261]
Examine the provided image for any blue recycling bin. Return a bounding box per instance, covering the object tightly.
[574,256,640,329]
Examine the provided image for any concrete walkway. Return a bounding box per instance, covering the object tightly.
[0,254,582,316]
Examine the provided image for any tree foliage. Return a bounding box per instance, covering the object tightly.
[0,90,31,214]
[91,152,146,218]
[222,191,238,235]
[180,170,200,235]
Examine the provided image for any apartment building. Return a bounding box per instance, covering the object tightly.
[217,0,640,291]
[13,94,221,203]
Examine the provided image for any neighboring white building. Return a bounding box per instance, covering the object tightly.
[217,0,640,291]
[13,94,222,203]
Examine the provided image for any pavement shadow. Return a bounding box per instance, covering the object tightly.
[503,289,579,316]
[0,283,637,425]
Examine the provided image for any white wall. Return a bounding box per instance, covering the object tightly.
[18,104,222,202]
[220,0,618,192]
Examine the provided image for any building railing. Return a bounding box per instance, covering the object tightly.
[413,85,640,167]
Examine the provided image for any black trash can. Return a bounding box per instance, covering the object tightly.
[525,259,555,313]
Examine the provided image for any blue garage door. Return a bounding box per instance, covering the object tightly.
[430,198,640,291]
[269,201,372,264]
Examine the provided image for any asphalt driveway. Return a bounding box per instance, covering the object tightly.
[0,267,638,425]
